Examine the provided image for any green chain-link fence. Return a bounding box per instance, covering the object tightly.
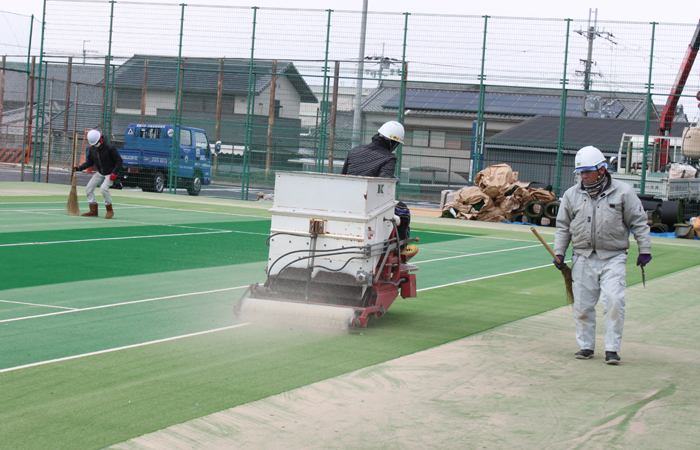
[1,3,699,204]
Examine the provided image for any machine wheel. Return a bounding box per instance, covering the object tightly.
[143,171,165,193]
[187,174,202,196]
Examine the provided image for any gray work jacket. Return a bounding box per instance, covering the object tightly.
[554,177,651,259]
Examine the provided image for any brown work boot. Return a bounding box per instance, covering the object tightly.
[105,204,114,219]
[82,203,98,217]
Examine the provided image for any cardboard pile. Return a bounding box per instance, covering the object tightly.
[443,164,556,222]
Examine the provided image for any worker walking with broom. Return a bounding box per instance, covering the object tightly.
[74,129,122,219]
[553,146,651,365]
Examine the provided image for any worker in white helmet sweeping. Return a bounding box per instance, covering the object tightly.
[74,129,123,219]
[341,121,416,259]
[553,146,651,365]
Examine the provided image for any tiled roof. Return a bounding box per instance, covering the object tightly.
[486,115,692,153]
[112,56,317,103]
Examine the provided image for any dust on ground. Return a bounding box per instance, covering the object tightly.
[110,265,700,450]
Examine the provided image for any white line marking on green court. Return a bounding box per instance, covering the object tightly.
[0,286,249,323]
[418,263,554,291]
[414,244,541,264]
[0,299,78,310]
[0,230,233,247]
[119,203,269,219]
[415,229,535,242]
[0,323,250,374]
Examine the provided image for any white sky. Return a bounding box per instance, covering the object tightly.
[4,0,700,24]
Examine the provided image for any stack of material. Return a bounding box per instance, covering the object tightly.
[442,164,556,223]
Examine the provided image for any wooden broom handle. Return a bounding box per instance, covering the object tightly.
[531,227,561,264]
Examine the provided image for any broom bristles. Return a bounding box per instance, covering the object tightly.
[561,264,574,305]
[66,173,80,216]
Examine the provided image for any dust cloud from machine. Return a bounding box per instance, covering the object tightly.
[236,297,357,334]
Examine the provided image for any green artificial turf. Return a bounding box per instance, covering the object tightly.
[1,243,697,449]
[0,221,271,290]
[1,193,698,449]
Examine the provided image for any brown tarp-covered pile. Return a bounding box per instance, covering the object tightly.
[443,164,556,222]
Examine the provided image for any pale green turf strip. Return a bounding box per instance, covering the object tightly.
[0,267,572,450]
[1,246,697,449]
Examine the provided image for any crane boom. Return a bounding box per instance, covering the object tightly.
[659,20,700,136]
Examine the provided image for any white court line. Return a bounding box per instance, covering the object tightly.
[415,229,536,243]
[0,261,563,374]
[418,263,555,292]
[0,299,77,310]
[0,285,249,323]
[121,203,269,219]
[414,244,542,264]
[0,230,232,247]
[0,323,250,374]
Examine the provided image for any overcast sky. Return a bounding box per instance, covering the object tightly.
[4,0,700,24]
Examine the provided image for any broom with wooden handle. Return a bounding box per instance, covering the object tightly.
[66,131,80,216]
[531,227,574,305]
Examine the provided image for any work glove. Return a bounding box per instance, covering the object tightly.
[553,255,566,270]
[637,254,652,267]
[110,173,117,181]
[74,166,81,172]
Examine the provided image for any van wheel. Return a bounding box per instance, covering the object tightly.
[187,175,202,196]
[143,171,165,193]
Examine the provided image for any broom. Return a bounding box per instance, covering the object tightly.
[66,131,80,216]
[531,227,574,305]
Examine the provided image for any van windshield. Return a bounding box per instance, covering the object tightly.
[195,131,210,159]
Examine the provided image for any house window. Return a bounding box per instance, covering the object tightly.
[430,131,445,148]
[445,131,465,149]
[412,130,430,147]
[275,100,282,118]
[407,129,467,149]
[117,89,141,109]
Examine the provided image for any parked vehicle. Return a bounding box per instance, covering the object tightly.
[119,123,218,196]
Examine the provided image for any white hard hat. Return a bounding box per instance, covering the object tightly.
[609,156,618,163]
[574,146,607,173]
[378,121,404,144]
[87,129,102,146]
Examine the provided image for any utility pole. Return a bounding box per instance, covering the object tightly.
[351,0,368,149]
[575,9,616,116]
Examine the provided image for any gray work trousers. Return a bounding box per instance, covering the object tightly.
[86,172,114,205]
[571,251,627,352]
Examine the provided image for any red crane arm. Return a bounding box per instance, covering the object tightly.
[659,20,700,135]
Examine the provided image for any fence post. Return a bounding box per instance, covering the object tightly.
[32,2,48,182]
[328,60,340,173]
[169,3,186,195]
[265,60,277,180]
[141,59,149,123]
[555,19,572,197]
[100,0,115,138]
[473,15,489,184]
[351,1,368,149]
[0,56,5,124]
[63,57,72,133]
[641,22,657,196]
[20,16,34,182]
[395,11,409,197]
[242,6,258,201]
[317,9,333,172]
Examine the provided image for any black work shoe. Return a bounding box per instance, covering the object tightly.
[605,351,621,365]
[575,349,594,359]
